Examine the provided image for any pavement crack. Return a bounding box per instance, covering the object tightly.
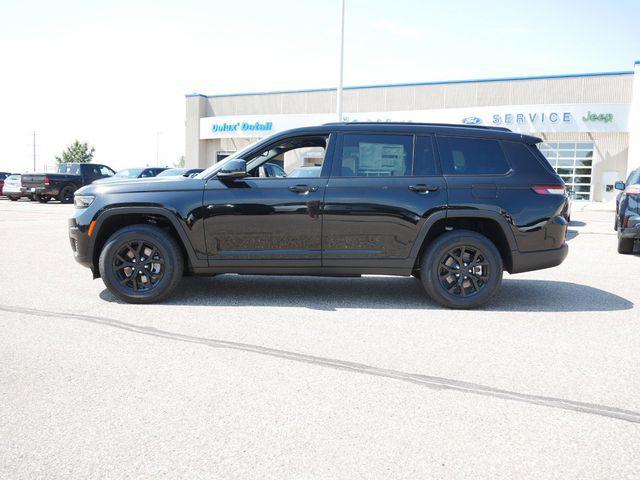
[2,304,640,424]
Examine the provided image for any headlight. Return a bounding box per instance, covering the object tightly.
[74,195,95,208]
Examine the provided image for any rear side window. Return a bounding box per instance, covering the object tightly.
[336,134,413,177]
[502,141,557,176]
[437,136,510,175]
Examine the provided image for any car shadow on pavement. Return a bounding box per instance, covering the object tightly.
[566,229,579,240]
[99,275,633,312]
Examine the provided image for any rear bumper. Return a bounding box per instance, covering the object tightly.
[25,186,58,197]
[510,243,569,274]
[619,215,640,239]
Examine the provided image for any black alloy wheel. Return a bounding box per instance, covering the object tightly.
[99,224,183,303]
[59,185,76,204]
[437,245,490,298]
[113,241,165,293]
[420,230,503,309]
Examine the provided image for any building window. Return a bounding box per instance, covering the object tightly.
[539,142,594,201]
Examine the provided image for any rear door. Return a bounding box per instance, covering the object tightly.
[321,132,447,267]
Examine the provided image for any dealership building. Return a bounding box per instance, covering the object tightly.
[186,61,640,201]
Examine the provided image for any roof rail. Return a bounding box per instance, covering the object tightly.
[322,121,512,132]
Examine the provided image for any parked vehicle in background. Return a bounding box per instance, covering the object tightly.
[288,166,322,178]
[0,172,10,196]
[22,163,116,203]
[156,168,204,177]
[614,171,640,254]
[615,168,640,230]
[3,174,28,201]
[69,122,570,308]
[93,167,167,184]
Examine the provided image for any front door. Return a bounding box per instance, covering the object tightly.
[322,132,447,267]
[203,133,333,267]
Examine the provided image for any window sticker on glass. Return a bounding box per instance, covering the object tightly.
[358,143,406,176]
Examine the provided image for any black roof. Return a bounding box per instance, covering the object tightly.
[324,121,512,132]
[282,121,542,144]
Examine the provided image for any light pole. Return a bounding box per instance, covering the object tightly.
[336,0,345,121]
[156,131,162,166]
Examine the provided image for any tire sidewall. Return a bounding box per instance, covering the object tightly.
[421,231,503,309]
[99,225,183,303]
[59,185,76,204]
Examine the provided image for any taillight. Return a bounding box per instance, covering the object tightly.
[532,185,565,195]
[44,176,50,186]
[625,185,640,195]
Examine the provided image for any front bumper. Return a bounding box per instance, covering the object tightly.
[68,217,93,271]
[510,243,569,274]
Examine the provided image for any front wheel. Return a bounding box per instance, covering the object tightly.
[420,230,503,309]
[99,224,184,303]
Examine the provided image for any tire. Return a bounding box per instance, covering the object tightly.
[618,238,634,255]
[8,196,18,201]
[99,224,184,303]
[59,185,76,204]
[35,194,50,203]
[420,230,503,309]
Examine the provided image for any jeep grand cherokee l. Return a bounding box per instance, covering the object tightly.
[68,122,569,309]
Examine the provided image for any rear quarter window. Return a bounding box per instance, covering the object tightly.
[502,141,559,177]
[436,136,510,175]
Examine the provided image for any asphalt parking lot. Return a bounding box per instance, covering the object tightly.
[1,198,639,479]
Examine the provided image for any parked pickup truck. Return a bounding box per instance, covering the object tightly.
[22,163,115,203]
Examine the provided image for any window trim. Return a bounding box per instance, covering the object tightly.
[435,134,513,177]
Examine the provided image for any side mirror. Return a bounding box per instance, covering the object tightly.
[217,159,247,180]
[614,181,625,191]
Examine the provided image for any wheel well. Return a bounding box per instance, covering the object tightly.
[415,217,513,272]
[92,213,191,275]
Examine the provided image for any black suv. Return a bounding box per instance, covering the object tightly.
[68,123,569,308]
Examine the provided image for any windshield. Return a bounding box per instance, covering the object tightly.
[157,168,186,177]
[195,134,279,179]
[58,163,81,175]
[114,168,144,178]
[627,169,640,186]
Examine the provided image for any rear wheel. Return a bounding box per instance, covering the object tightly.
[35,194,50,203]
[99,224,184,303]
[420,230,503,309]
[59,185,76,204]
[618,238,634,254]
[8,196,18,201]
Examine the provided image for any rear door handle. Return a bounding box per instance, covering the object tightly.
[288,185,318,194]
[408,184,438,193]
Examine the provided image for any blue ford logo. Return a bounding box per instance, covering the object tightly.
[462,116,482,125]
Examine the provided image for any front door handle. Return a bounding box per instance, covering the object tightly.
[408,184,438,193]
[288,185,318,194]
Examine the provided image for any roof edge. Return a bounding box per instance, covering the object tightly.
[188,69,635,99]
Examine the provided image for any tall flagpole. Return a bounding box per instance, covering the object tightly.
[336,0,345,121]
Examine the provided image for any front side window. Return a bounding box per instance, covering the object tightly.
[245,135,329,178]
[100,166,114,176]
[437,136,510,175]
[335,134,413,177]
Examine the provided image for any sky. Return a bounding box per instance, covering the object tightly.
[0,0,638,172]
